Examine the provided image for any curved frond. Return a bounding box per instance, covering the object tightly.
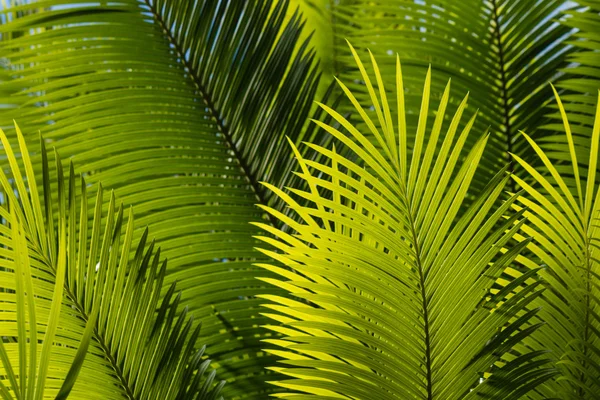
[289,0,574,189]
[510,89,600,399]
[255,48,554,399]
[0,1,326,397]
[0,203,96,400]
[0,124,224,399]
[545,1,600,173]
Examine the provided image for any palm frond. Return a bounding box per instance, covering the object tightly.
[0,1,327,397]
[0,201,96,400]
[284,0,334,99]
[0,124,224,399]
[290,0,575,189]
[510,88,600,399]
[255,46,554,399]
[544,1,600,169]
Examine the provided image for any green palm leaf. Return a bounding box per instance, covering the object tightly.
[0,1,328,397]
[544,1,600,174]
[287,0,575,188]
[255,46,555,399]
[0,193,94,400]
[0,124,224,399]
[281,0,333,99]
[510,88,600,399]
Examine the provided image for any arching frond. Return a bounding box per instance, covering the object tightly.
[0,205,96,400]
[545,1,600,172]
[510,89,600,399]
[255,49,554,399]
[0,124,224,399]
[287,0,575,189]
[0,1,327,397]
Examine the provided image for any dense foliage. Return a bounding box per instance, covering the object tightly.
[0,0,599,399]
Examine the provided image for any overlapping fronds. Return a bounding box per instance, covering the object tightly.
[0,204,96,400]
[0,123,224,399]
[510,89,600,399]
[283,0,333,98]
[255,49,554,399]
[287,0,575,187]
[0,1,327,397]
[544,1,600,170]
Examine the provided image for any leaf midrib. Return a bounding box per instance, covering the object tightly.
[29,244,138,400]
[143,0,280,229]
[405,206,433,399]
[61,275,137,400]
[582,229,593,396]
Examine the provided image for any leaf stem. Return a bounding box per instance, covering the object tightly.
[581,232,592,396]
[144,0,280,228]
[64,284,137,400]
[406,210,433,399]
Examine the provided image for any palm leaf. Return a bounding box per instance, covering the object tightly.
[287,0,575,190]
[543,1,600,173]
[254,46,555,399]
[0,200,95,400]
[509,88,600,399]
[0,1,328,397]
[0,123,224,399]
[282,0,333,99]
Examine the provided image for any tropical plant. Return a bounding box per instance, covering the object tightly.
[0,124,224,399]
[1,0,600,399]
[285,0,581,190]
[0,178,97,400]
[255,45,555,400]
[547,0,600,167]
[509,88,600,399]
[0,0,330,398]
